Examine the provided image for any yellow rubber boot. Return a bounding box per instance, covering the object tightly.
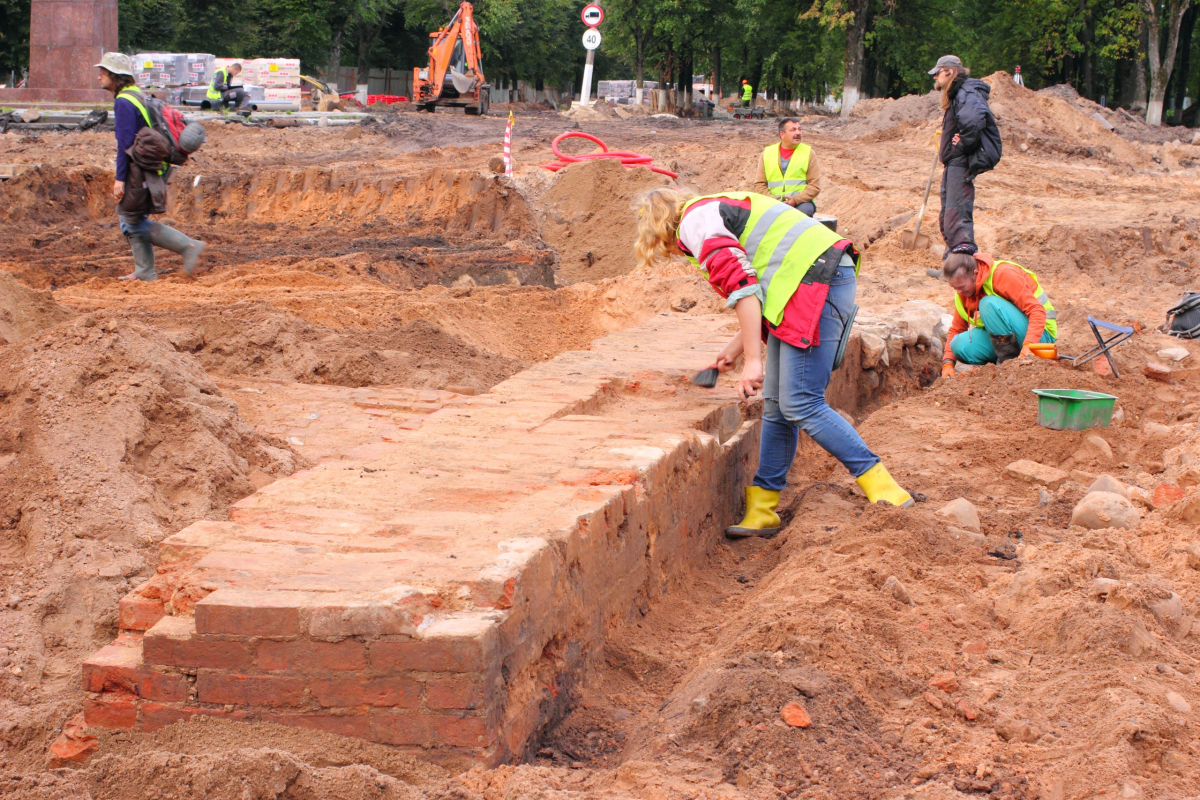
[856,462,914,507]
[725,486,781,539]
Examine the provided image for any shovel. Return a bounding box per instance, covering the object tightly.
[902,145,941,251]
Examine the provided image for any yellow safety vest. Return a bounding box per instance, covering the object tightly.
[681,192,856,326]
[741,84,753,101]
[207,69,227,101]
[762,142,811,199]
[954,260,1058,339]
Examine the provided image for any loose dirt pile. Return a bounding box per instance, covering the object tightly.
[0,313,302,771]
[0,271,74,344]
[529,157,672,283]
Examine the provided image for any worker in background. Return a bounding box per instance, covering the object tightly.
[207,62,248,110]
[741,79,753,108]
[930,55,1001,255]
[940,252,1056,376]
[635,187,914,538]
[96,52,206,281]
[753,118,821,217]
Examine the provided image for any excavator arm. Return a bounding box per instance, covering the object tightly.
[412,1,490,115]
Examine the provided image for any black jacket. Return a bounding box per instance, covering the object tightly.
[939,76,1002,176]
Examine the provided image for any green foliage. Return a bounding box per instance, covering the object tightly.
[0,0,30,77]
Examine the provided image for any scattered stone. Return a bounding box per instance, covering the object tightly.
[923,692,945,711]
[881,575,913,605]
[1143,422,1172,439]
[780,701,812,728]
[993,717,1038,743]
[1071,491,1140,530]
[1070,468,1097,485]
[956,700,979,720]
[1178,468,1200,488]
[859,333,888,369]
[1004,460,1069,490]
[1080,434,1114,462]
[928,672,960,693]
[1127,618,1156,657]
[1166,691,1192,713]
[1129,487,1153,508]
[1153,484,1185,508]
[1088,474,1130,499]
[1158,347,1190,363]
[1146,361,1174,382]
[47,713,97,767]
[20,108,42,123]
[1038,489,1052,506]
[1186,543,1200,569]
[936,498,980,531]
[1112,405,1125,425]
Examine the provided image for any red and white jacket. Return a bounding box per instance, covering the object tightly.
[676,196,855,348]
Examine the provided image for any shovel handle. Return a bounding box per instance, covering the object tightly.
[912,148,941,238]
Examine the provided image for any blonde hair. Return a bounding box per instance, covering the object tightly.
[939,65,970,110]
[634,187,695,270]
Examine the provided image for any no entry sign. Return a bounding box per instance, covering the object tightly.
[582,4,604,26]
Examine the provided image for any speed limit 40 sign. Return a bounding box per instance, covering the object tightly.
[582,3,603,26]
[582,28,602,50]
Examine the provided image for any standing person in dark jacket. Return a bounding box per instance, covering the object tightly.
[96,53,206,281]
[930,55,1002,256]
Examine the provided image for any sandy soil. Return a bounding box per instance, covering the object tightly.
[2,73,1200,799]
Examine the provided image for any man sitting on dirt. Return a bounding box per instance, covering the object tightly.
[940,252,1057,376]
[207,62,248,110]
[754,118,821,217]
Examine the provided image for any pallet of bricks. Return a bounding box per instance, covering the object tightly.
[133,53,301,107]
[227,58,302,105]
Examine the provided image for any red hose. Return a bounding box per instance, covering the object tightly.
[538,131,678,179]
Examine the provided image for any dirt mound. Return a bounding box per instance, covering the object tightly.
[0,271,74,344]
[530,158,672,283]
[0,315,302,768]
[136,301,526,392]
[843,91,940,137]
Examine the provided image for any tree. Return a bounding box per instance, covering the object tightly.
[1144,0,1193,123]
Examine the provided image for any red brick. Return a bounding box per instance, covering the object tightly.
[119,595,166,632]
[260,712,369,738]
[83,694,138,729]
[369,639,484,673]
[425,675,484,710]
[197,673,305,707]
[962,641,987,655]
[928,672,960,693]
[1154,484,1186,508]
[310,677,420,708]
[257,640,365,672]
[140,703,196,732]
[82,645,187,702]
[144,632,253,671]
[194,590,303,636]
[1146,362,1173,383]
[368,710,492,748]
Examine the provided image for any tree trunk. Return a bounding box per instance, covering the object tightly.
[635,34,645,105]
[357,20,383,79]
[1081,4,1096,99]
[1144,0,1193,125]
[1172,5,1197,113]
[840,0,870,116]
[711,45,721,104]
[1135,18,1149,112]
[681,46,693,108]
[327,24,346,89]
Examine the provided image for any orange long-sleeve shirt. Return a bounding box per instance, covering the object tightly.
[943,254,1047,362]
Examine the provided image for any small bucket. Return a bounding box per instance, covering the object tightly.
[1032,388,1117,431]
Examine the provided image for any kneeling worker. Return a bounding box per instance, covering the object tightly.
[208,62,248,110]
[941,252,1057,377]
[754,117,821,217]
[635,187,914,538]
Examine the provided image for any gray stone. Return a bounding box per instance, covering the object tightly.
[1166,690,1192,713]
[937,498,981,532]
[1088,474,1130,499]
[1071,491,1140,530]
[881,575,912,605]
[860,333,888,369]
[1158,347,1190,363]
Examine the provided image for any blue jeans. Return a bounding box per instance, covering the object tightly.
[950,295,1055,365]
[754,264,880,491]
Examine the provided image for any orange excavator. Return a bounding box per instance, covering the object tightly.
[412,1,491,115]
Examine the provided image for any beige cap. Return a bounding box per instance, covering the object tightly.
[95,52,134,77]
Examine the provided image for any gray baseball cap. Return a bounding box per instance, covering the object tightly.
[95,52,134,77]
[928,55,963,75]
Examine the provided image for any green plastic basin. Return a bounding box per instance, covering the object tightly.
[1033,388,1117,431]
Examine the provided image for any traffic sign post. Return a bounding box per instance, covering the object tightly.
[578,5,602,106]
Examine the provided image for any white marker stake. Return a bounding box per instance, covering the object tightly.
[579,28,602,106]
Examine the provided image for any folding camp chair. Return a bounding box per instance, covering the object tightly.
[1059,316,1134,378]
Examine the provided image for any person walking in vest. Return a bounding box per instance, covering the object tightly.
[635,188,914,538]
[930,55,1001,255]
[940,252,1057,376]
[97,53,206,281]
[741,79,754,108]
[753,118,821,217]
[207,62,248,110]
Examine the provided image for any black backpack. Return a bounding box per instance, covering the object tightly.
[1165,293,1200,339]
